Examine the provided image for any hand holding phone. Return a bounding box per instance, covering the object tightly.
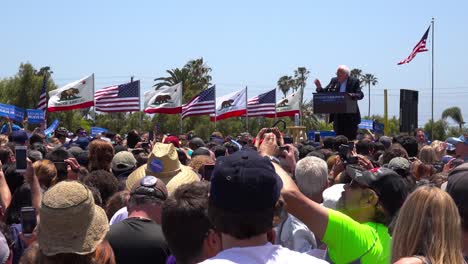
[21,207,37,235]
[15,146,27,173]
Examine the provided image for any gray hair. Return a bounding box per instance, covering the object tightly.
[295,156,328,200]
[337,65,350,76]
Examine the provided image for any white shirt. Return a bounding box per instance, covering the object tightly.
[109,206,128,225]
[199,243,328,264]
[275,214,317,253]
[339,79,348,93]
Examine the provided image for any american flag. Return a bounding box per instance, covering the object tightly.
[182,86,216,119]
[95,81,140,112]
[36,76,48,111]
[247,88,276,117]
[398,26,430,65]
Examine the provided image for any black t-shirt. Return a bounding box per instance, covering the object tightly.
[106,217,170,264]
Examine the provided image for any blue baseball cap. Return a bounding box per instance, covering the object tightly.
[210,150,283,212]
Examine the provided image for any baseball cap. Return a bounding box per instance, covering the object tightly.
[387,157,411,173]
[131,175,168,201]
[9,130,28,144]
[163,136,180,148]
[446,163,468,229]
[112,151,137,172]
[210,150,283,212]
[346,166,409,217]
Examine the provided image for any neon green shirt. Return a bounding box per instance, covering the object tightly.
[322,209,391,264]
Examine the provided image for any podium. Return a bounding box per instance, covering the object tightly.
[313,92,358,114]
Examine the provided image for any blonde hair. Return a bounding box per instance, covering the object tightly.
[430,140,446,161]
[418,145,437,164]
[0,135,8,146]
[33,160,58,188]
[189,155,213,174]
[391,186,463,264]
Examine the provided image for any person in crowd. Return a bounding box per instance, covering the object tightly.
[314,65,364,140]
[392,186,464,264]
[125,130,141,150]
[106,176,170,264]
[88,139,115,172]
[83,170,119,205]
[416,128,428,148]
[105,190,130,221]
[381,143,408,165]
[446,162,468,261]
[126,143,199,194]
[111,151,137,183]
[430,140,447,161]
[189,137,205,152]
[20,180,112,264]
[276,156,328,253]
[394,135,419,158]
[32,159,57,189]
[45,148,72,183]
[53,127,69,146]
[200,150,327,263]
[162,181,222,264]
[261,132,408,263]
[418,145,438,164]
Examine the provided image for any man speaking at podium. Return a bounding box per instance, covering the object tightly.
[314,65,363,140]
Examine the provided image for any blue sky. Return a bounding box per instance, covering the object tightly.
[1,0,467,126]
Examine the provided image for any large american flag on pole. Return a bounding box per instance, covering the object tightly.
[95,81,140,112]
[182,86,216,119]
[247,88,276,117]
[398,26,430,65]
[36,76,48,111]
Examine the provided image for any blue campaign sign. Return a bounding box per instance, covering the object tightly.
[0,104,23,121]
[91,127,108,137]
[26,109,45,124]
[359,119,374,130]
[307,130,336,140]
[44,119,60,136]
[373,122,385,134]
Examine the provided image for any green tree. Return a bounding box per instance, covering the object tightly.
[350,68,363,80]
[423,119,447,140]
[442,106,465,133]
[361,73,378,117]
[277,75,293,98]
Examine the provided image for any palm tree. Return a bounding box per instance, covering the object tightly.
[277,75,293,98]
[350,68,363,81]
[153,68,190,90]
[442,107,465,133]
[361,73,378,117]
[294,67,310,90]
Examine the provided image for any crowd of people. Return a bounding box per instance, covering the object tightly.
[0,117,467,264]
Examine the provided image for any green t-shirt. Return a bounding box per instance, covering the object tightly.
[322,209,391,264]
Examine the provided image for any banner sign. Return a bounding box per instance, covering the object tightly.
[44,119,60,136]
[0,104,25,122]
[26,109,45,124]
[91,127,108,137]
[307,131,337,140]
[358,119,374,130]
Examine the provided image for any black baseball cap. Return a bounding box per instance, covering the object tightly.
[346,166,409,217]
[210,150,283,212]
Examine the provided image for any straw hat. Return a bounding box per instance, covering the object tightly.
[126,143,199,193]
[38,181,109,256]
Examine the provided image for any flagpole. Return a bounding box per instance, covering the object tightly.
[180,82,184,135]
[92,73,96,126]
[245,86,249,133]
[214,85,217,129]
[431,18,435,141]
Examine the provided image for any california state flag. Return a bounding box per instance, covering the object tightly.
[210,88,247,121]
[144,82,182,114]
[267,90,300,117]
[48,74,94,112]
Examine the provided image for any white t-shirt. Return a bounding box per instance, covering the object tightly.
[109,206,128,225]
[199,243,328,264]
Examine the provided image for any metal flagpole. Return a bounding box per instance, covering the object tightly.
[92,73,96,125]
[180,83,183,134]
[431,18,435,140]
[214,85,217,129]
[245,86,248,133]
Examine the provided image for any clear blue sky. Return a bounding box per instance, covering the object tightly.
[1,0,467,127]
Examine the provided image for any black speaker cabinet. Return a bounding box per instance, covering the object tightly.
[399,89,419,134]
